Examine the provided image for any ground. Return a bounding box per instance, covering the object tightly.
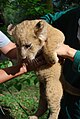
[0,73,49,119]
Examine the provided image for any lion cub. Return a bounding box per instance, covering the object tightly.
[8,20,65,119]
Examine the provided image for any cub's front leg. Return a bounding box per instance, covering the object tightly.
[43,46,59,65]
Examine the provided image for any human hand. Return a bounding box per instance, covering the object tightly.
[55,44,77,61]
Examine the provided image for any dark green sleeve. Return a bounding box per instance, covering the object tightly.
[41,12,65,24]
[41,7,75,24]
[73,50,80,72]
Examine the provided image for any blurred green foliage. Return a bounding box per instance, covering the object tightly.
[0,0,53,25]
[0,0,80,27]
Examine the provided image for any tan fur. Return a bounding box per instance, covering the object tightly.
[8,20,65,119]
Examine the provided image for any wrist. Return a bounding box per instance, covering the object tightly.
[67,46,77,61]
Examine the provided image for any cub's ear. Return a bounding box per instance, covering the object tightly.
[34,20,47,41]
[7,24,15,35]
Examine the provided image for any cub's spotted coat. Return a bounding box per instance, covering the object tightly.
[8,20,65,119]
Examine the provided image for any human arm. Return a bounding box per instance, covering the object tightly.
[41,8,73,24]
[0,64,27,83]
[55,44,77,61]
[0,54,47,83]
[0,42,46,83]
[0,41,17,59]
[0,31,46,83]
[55,44,80,72]
[0,31,28,83]
[0,53,46,84]
[0,30,17,59]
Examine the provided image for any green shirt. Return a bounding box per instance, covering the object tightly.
[41,6,80,89]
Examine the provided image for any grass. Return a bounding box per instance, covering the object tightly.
[0,72,49,119]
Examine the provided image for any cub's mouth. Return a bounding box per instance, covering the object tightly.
[22,49,43,64]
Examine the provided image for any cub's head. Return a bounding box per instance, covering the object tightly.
[7,20,47,61]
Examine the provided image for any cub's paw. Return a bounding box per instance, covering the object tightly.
[28,116,38,119]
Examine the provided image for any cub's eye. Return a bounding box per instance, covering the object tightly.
[25,43,32,48]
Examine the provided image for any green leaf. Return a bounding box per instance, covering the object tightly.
[34,78,38,85]
[14,84,22,91]
[26,79,30,85]
[34,7,40,12]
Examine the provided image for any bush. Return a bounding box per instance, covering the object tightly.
[2,0,53,25]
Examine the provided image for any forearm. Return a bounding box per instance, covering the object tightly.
[0,41,17,59]
[0,64,27,83]
[6,47,17,59]
[66,45,77,61]
[55,44,80,72]
[25,55,46,71]
[56,44,77,61]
